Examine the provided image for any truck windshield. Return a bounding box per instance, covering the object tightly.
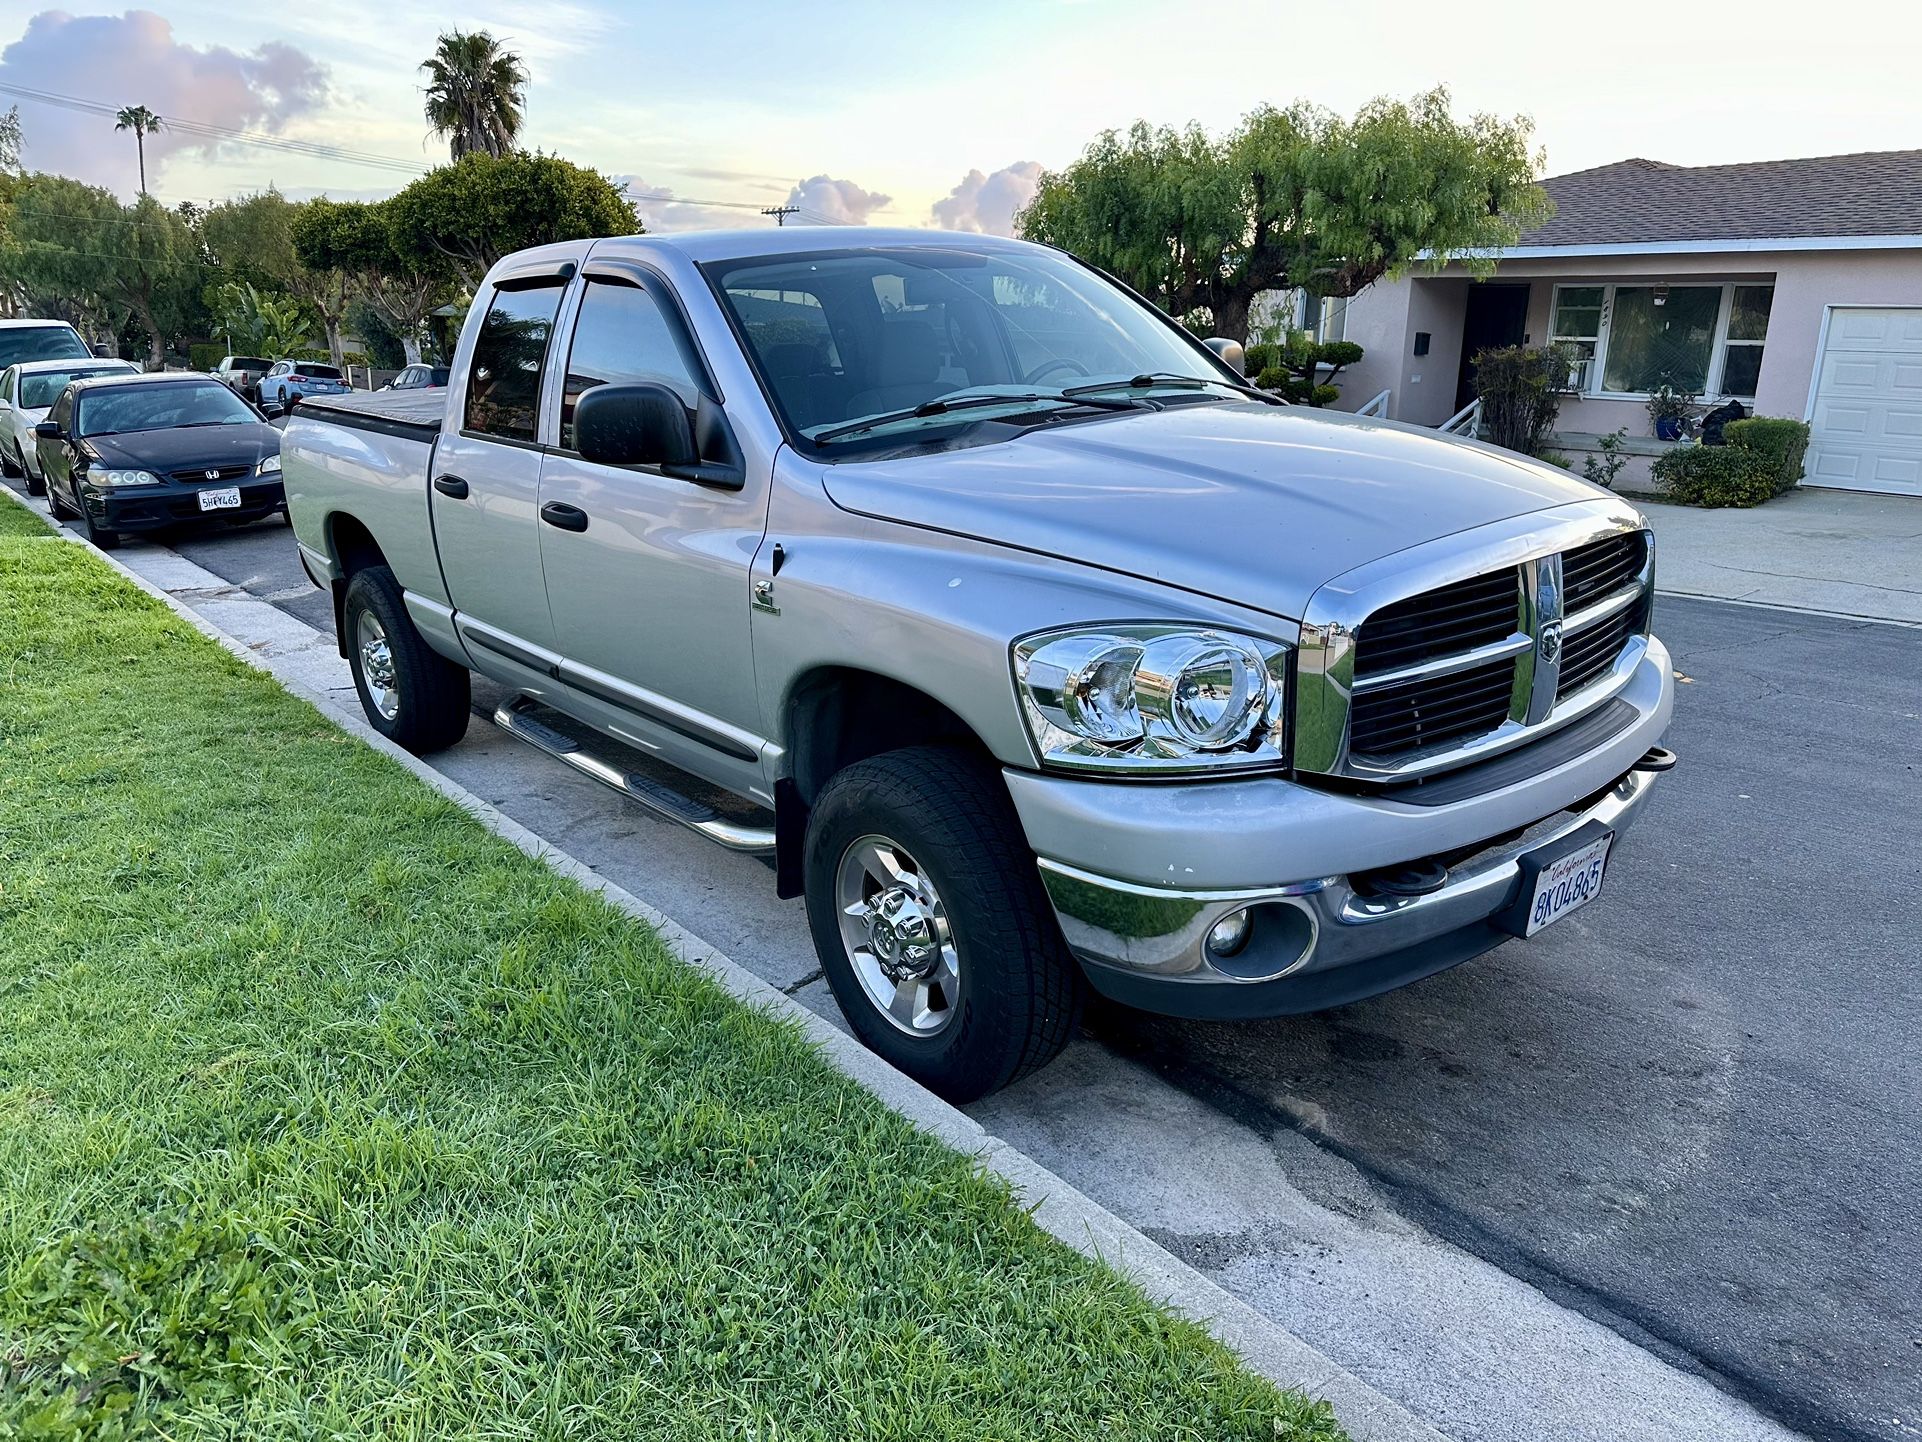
[0,325,90,368]
[709,247,1242,446]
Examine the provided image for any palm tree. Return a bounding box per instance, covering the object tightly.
[114,104,163,194]
[421,31,527,161]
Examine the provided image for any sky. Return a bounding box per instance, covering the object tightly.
[0,0,1918,232]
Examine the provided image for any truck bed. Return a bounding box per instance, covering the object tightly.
[292,389,446,442]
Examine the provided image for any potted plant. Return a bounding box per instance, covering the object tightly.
[1646,382,1697,442]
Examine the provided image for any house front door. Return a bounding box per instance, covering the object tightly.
[1456,285,1531,413]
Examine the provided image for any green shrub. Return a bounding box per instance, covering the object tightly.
[1651,443,1777,507]
[1473,343,1577,457]
[187,341,225,372]
[1725,417,1810,495]
[1249,330,1363,407]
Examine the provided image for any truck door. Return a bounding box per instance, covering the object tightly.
[535,264,771,799]
[430,272,571,679]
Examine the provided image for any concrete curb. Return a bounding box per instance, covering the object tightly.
[2,486,1450,1441]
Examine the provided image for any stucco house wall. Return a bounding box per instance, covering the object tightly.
[1339,247,1922,436]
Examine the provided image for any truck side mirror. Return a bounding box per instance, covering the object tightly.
[34,420,63,439]
[575,383,698,470]
[1203,337,1247,377]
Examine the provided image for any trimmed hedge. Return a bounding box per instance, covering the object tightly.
[1726,417,1810,493]
[187,341,225,372]
[1651,445,1776,507]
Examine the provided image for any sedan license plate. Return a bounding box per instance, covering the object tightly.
[198,485,242,511]
[1499,822,1614,937]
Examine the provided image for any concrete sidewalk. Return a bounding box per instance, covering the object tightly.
[1638,486,1922,624]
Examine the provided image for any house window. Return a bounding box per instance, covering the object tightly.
[1719,285,1773,398]
[1549,281,1773,400]
[1550,286,1605,388]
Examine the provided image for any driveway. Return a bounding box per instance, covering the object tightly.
[1639,486,1922,624]
[10,478,1919,1442]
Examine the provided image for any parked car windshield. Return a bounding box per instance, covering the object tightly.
[707,246,1237,446]
[293,363,343,378]
[0,325,90,368]
[22,364,136,409]
[75,381,257,437]
[225,357,272,371]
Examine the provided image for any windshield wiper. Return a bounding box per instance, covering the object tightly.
[1064,372,1283,406]
[811,389,1148,445]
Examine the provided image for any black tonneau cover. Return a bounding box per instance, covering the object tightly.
[293,389,445,443]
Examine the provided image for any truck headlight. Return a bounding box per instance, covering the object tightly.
[256,453,281,475]
[1013,624,1290,774]
[92,468,161,488]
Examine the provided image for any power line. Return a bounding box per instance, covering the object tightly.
[760,204,799,226]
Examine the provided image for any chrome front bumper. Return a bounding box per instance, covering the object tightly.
[1010,637,1674,1019]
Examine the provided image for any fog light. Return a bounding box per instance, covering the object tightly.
[1207,908,1252,958]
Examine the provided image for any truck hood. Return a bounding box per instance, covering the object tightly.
[818,403,1608,620]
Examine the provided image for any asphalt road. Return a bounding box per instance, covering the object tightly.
[28,499,1922,1441]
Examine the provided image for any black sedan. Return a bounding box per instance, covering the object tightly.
[34,372,285,551]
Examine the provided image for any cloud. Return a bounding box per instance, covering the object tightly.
[614,177,766,233]
[785,174,891,226]
[931,161,1044,236]
[1,9,328,195]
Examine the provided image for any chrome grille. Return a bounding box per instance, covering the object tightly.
[1562,531,1648,612]
[1301,517,1655,777]
[1350,652,1520,759]
[1557,594,1646,698]
[1351,569,1522,680]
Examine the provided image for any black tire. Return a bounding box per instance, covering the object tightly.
[75,497,120,551]
[44,476,69,519]
[1,444,19,479]
[24,458,46,498]
[342,564,470,753]
[804,745,1082,1102]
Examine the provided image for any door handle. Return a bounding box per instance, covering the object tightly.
[433,474,469,499]
[540,501,589,532]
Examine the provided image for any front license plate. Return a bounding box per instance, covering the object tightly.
[1514,827,1613,936]
[198,486,241,511]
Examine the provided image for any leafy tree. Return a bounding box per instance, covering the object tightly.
[293,198,450,365]
[201,191,353,369]
[1020,88,1551,342]
[2,176,199,364]
[209,280,315,358]
[114,104,164,195]
[422,30,527,161]
[386,152,639,291]
[1246,332,1365,406]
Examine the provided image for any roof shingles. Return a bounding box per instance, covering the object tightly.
[1522,150,1922,246]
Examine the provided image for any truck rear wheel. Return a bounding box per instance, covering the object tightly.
[803,746,1082,1102]
[343,565,470,753]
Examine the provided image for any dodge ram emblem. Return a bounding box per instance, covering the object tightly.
[1539,620,1563,664]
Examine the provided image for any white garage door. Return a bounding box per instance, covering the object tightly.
[1804,307,1922,496]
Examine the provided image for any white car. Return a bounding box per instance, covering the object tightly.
[0,357,140,494]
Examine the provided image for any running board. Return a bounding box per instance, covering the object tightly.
[492,696,776,854]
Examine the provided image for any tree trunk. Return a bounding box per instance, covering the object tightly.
[1208,290,1253,346]
[323,315,345,372]
[400,333,423,365]
[132,299,164,369]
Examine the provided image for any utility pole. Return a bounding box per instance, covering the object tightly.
[761,205,799,227]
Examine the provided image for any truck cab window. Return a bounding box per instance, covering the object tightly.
[560,279,700,450]
[464,282,565,443]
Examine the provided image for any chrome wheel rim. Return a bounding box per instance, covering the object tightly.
[355,611,400,721]
[835,834,960,1037]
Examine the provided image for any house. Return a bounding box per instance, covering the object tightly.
[1337,149,1922,495]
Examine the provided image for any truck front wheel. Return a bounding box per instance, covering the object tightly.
[342,565,470,753]
[803,746,1082,1102]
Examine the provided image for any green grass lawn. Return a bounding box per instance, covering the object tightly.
[0,518,1346,1440]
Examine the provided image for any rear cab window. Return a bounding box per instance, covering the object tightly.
[464,282,567,443]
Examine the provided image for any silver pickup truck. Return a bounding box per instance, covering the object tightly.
[283,228,1675,1100]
